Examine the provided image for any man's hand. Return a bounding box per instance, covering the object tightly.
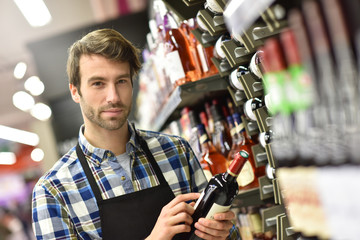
[193,210,235,240]
[145,193,200,240]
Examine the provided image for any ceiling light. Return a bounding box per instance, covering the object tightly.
[30,103,52,121]
[14,62,27,79]
[12,91,35,111]
[0,152,16,165]
[24,76,45,96]
[13,0,52,27]
[31,148,44,162]
[0,125,39,146]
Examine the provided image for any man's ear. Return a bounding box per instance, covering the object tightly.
[69,84,80,103]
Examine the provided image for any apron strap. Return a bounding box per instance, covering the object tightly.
[76,144,103,203]
[135,130,168,185]
[76,128,169,203]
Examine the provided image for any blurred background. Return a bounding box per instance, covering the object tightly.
[0,0,148,239]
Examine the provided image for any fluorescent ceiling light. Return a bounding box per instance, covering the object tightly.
[12,91,35,111]
[31,148,44,162]
[30,102,52,121]
[14,62,27,79]
[0,125,39,146]
[0,152,16,165]
[14,0,52,27]
[24,76,45,96]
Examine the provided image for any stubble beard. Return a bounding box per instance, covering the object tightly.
[82,100,131,131]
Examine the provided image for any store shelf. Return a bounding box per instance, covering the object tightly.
[163,0,204,21]
[152,74,230,131]
[233,187,273,208]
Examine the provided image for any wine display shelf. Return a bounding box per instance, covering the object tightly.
[153,0,291,238]
[152,74,230,131]
[149,0,360,238]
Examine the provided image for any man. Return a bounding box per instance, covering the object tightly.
[32,28,237,239]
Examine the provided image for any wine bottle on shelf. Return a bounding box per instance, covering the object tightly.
[196,123,228,178]
[210,99,233,158]
[248,49,265,80]
[279,26,317,166]
[321,0,360,164]
[185,151,250,240]
[226,115,244,163]
[302,0,345,165]
[258,130,273,149]
[187,18,219,78]
[205,0,224,15]
[180,107,192,141]
[213,33,232,73]
[205,102,215,139]
[180,20,203,82]
[243,96,271,123]
[213,33,231,60]
[261,38,299,167]
[229,65,248,92]
[232,113,265,191]
[150,0,173,97]
[163,12,197,87]
[199,111,211,141]
[261,38,293,116]
[188,109,203,162]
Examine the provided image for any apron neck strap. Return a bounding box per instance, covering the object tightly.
[135,130,168,185]
[76,144,103,203]
[76,130,168,203]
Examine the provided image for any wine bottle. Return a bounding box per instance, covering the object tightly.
[229,65,248,92]
[258,130,273,149]
[210,100,233,158]
[196,123,228,178]
[180,20,203,81]
[163,12,197,86]
[186,151,249,240]
[243,96,272,122]
[206,0,224,15]
[213,33,231,60]
[232,113,264,191]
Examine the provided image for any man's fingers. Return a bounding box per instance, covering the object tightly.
[167,212,194,226]
[167,193,200,208]
[197,218,233,231]
[213,210,235,221]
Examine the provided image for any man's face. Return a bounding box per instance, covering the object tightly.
[70,54,133,131]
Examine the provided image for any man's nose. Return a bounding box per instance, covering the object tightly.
[105,84,120,103]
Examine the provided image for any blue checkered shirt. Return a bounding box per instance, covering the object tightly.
[32,122,239,239]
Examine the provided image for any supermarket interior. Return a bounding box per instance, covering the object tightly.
[1,0,360,239]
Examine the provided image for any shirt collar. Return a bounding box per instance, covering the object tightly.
[78,121,141,166]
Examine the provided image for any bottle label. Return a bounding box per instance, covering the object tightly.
[230,127,237,136]
[165,50,186,84]
[205,203,231,220]
[237,161,255,187]
[235,122,244,134]
[200,134,210,144]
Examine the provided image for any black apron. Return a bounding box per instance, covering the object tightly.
[76,133,187,240]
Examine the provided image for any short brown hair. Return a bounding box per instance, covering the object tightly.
[67,28,141,91]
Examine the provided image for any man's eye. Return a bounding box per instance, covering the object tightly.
[118,79,128,84]
[93,82,103,86]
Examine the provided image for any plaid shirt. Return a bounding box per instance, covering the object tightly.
[32,122,239,239]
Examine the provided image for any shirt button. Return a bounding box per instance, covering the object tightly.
[107,152,111,157]
[121,176,126,181]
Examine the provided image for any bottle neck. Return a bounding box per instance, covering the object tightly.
[223,171,237,182]
[225,151,249,182]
